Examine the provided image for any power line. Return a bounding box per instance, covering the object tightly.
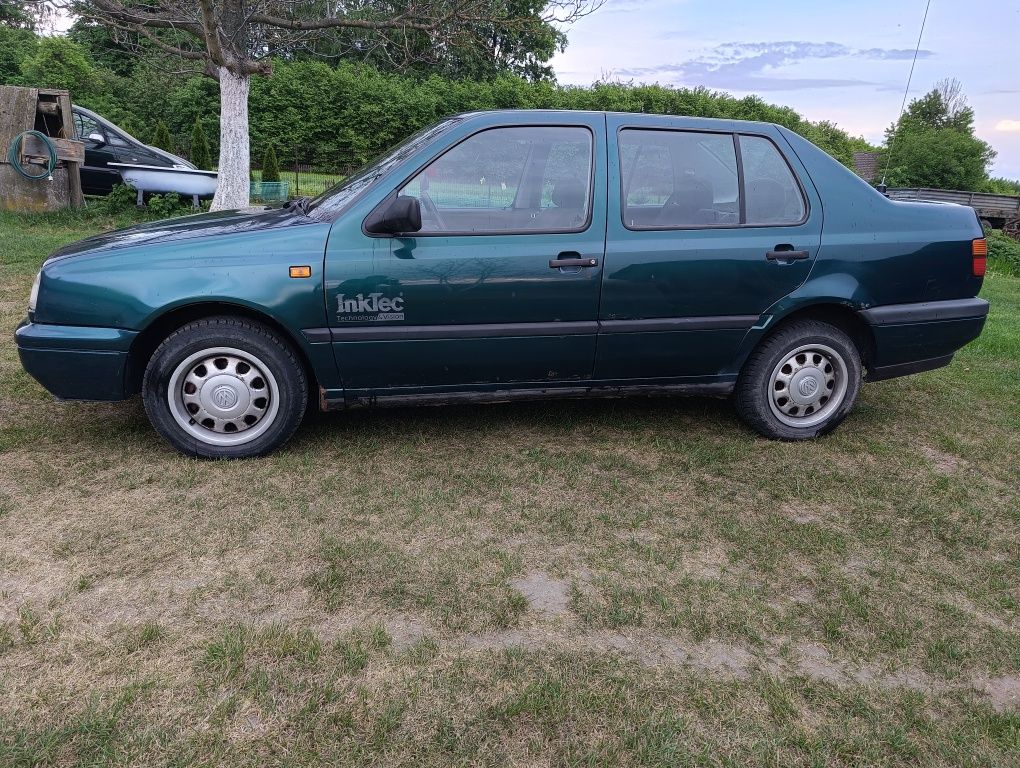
[879,0,933,190]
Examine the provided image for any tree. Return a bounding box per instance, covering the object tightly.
[298,0,569,82]
[3,0,63,30]
[64,1,603,211]
[798,119,873,169]
[1,0,35,28]
[883,128,994,191]
[68,17,138,75]
[881,80,995,191]
[21,35,95,95]
[0,25,36,82]
[191,117,211,170]
[934,77,968,124]
[261,143,280,182]
[152,120,172,151]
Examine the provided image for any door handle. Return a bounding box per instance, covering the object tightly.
[549,252,598,268]
[766,246,810,262]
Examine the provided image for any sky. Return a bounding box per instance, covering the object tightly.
[552,0,1020,180]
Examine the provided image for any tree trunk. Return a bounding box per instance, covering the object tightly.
[211,67,251,211]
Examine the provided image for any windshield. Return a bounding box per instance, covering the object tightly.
[306,118,462,219]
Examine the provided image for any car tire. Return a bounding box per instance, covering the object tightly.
[142,317,308,458]
[734,319,862,441]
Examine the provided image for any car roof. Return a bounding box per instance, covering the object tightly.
[451,109,781,133]
[72,105,106,122]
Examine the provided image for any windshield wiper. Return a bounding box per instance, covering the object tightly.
[283,196,310,214]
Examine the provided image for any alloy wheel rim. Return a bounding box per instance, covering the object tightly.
[167,346,280,447]
[768,343,849,428]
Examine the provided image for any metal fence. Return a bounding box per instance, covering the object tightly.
[252,148,362,198]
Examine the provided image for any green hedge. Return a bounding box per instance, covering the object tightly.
[241,61,872,172]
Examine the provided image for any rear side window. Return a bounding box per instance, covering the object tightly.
[739,135,806,225]
[400,126,593,234]
[619,128,807,229]
[106,131,130,148]
[620,129,740,229]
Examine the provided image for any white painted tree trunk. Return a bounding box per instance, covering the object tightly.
[211,67,251,211]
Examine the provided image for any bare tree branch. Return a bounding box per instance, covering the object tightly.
[86,0,203,34]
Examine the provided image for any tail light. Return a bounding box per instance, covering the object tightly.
[972,238,987,277]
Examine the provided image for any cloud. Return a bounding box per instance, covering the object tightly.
[995,120,1020,132]
[614,41,934,91]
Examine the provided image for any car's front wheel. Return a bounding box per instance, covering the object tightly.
[734,319,862,440]
[142,317,307,458]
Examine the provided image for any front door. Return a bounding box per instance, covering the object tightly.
[596,120,823,381]
[73,112,121,195]
[325,118,608,395]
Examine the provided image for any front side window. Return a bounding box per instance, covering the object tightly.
[400,126,593,234]
[621,129,740,229]
[307,118,461,220]
[75,114,104,142]
[739,135,806,225]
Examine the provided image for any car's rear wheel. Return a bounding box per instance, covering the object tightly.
[735,319,862,440]
[142,317,307,458]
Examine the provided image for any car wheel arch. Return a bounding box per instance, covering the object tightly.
[734,302,876,377]
[125,302,318,397]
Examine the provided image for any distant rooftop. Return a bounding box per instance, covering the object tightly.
[853,151,881,182]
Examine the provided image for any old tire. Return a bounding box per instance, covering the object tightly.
[142,317,307,458]
[735,320,862,440]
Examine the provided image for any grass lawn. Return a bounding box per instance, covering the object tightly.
[0,210,1018,766]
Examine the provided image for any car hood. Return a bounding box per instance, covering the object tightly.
[46,206,309,262]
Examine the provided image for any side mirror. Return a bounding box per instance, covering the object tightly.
[365,194,422,235]
[87,132,106,146]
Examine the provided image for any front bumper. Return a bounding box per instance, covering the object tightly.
[860,298,989,381]
[15,320,138,401]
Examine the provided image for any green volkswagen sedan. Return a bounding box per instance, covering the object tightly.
[17,111,990,458]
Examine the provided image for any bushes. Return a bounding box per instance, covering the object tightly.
[987,230,1020,277]
[146,192,193,218]
[983,177,1020,195]
[81,184,197,221]
[88,182,138,215]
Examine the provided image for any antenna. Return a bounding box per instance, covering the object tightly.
[879,0,933,192]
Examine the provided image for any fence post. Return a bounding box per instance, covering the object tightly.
[294,147,299,198]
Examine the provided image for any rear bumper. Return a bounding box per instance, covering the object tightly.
[15,320,138,401]
[860,298,989,381]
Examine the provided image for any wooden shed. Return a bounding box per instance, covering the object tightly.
[0,86,84,212]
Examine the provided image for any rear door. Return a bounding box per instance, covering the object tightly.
[324,115,608,394]
[596,118,822,380]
